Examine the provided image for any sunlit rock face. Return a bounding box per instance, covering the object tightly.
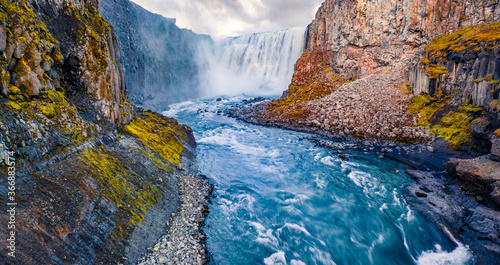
[306,0,500,78]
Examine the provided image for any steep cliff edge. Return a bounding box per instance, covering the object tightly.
[100,0,213,111]
[0,1,205,264]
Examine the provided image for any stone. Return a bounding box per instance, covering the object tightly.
[157,255,167,264]
[491,183,500,207]
[15,70,43,97]
[491,133,500,161]
[445,156,500,185]
[0,27,6,52]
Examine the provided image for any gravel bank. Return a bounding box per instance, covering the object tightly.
[136,174,212,265]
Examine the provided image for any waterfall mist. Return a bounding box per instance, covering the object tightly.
[201,27,307,98]
[101,0,306,110]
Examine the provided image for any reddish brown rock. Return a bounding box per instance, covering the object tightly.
[307,0,500,78]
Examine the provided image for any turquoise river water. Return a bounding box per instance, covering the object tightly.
[163,97,473,265]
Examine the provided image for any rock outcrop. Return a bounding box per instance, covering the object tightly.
[0,1,205,264]
[100,0,213,111]
[403,170,500,263]
[307,0,500,78]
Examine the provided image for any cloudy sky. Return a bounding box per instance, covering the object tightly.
[131,0,324,40]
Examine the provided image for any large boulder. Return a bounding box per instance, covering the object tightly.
[445,156,500,207]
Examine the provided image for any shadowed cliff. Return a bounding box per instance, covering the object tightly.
[0,0,200,264]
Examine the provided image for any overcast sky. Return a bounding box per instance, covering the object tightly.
[131,0,324,40]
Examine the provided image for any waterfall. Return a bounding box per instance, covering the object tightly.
[201,26,307,97]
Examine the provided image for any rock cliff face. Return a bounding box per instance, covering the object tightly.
[100,0,213,111]
[307,0,500,77]
[0,1,202,264]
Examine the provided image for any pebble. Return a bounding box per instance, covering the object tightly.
[136,174,212,264]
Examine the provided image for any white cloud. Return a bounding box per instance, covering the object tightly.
[130,0,324,40]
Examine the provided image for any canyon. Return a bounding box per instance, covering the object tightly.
[0,0,499,264]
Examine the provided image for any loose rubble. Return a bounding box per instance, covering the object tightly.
[229,74,431,144]
[137,174,212,265]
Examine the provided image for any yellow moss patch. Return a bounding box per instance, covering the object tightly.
[426,64,449,80]
[475,74,494,83]
[494,129,500,137]
[459,103,483,113]
[4,101,22,110]
[79,146,163,230]
[431,111,472,147]
[123,112,186,165]
[8,85,20,94]
[408,94,449,127]
[138,149,173,173]
[421,56,431,64]
[425,21,500,57]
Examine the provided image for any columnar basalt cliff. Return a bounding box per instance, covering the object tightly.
[100,0,213,111]
[0,1,206,264]
[307,0,500,77]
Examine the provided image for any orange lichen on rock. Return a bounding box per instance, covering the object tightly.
[264,51,349,123]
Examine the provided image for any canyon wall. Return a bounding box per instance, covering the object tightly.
[0,0,198,264]
[306,0,500,77]
[100,0,213,110]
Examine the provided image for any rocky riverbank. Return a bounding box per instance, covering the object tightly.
[403,169,500,263]
[137,174,212,265]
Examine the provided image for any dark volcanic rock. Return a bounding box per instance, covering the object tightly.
[445,156,500,208]
[100,0,213,111]
[0,1,201,264]
[403,170,500,263]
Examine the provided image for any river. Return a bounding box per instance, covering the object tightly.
[163,96,473,265]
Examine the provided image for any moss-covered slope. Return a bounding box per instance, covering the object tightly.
[0,1,198,264]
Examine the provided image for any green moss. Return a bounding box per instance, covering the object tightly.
[426,64,449,80]
[431,111,472,147]
[458,102,483,113]
[123,112,186,165]
[79,146,164,233]
[408,94,449,126]
[494,129,500,137]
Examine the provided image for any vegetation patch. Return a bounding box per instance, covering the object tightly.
[425,21,500,58]
[123,111,186,165]
[459,100,484,113]
[422,21,500,80]
[407,93,450,127]
[431,111,473,147]
[79,146,164,235]
[494,129,500,138]
[426,64,449,80]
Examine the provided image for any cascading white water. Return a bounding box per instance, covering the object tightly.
[200,26,307,97]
